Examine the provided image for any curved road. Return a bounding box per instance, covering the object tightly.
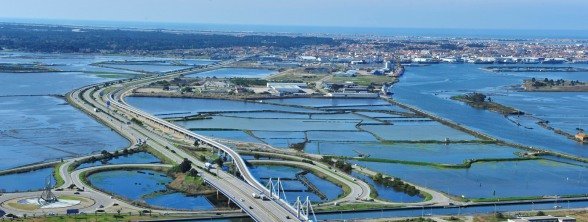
[70,63,304,221]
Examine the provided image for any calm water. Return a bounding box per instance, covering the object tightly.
[305,142,518,164]
[124,64,588,201]
[177,116,360,131]
[0,167,55,192]
[249,165,342,203]
[0,72,112,95]
[265,98,390,107]
[317,200,588,220]
[492,92,588,135]
[76,152,161,169]
[360,122,478,141]
[186,68,276,78]
[0,96,128,170]
[195,130,262,143]
[352,160,587,199]
[103,64,193,73]
[351,171,423,203]
[126,97,320,117]
[390,64,588,157]
[88,170,215,210]
[0,53,161,170]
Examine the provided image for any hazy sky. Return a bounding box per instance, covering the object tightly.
[2,0,588,30]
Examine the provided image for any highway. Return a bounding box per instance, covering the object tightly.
[68,62,305,221]
[0,60,371,220]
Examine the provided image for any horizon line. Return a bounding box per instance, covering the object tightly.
[2,17,588,33]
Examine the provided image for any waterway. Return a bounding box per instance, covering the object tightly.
[186,68,276,78]
[390,63,588,157]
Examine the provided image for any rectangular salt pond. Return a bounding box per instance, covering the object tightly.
[176,116,361,131]
[221,112,311,119]
[352,159,588,198]
[305,142,519,164]
[252,131,306,139]
[194,130,262,143]
[355,112,405,118]
[265,98,390,107]
[309,113,378,122]
[360,122,478,141]
[261,138,307,148]
[249,165,342,203]
[186,68,277,78]
[325,105,411,113]
[306,131,379,142]
[126,97,321,117]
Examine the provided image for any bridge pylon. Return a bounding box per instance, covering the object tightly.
[294,196,317,222]
[265,177,287,202]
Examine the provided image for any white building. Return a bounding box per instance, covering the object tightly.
[267,82,307,94]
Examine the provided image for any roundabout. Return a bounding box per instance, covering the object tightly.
[1,194,93,213]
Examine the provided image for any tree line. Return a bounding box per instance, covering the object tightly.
[0,23,339,53]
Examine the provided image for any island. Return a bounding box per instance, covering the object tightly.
[484,66,588,73]
[522,78,588,92]
[451,92,524,115]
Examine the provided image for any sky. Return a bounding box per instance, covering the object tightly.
[1,0,588,30]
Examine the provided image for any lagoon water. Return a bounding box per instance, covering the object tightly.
[0,167,55,192]
[103,64,193,73]
[0,53,161,171]
[88,170,215,210]
[390,64,588,157]
[0,96,128,170]
[353,159,587,198]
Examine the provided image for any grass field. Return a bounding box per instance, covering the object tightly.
[329,75,396,86]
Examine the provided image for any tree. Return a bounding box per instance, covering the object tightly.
[214,157,224,167]
[179,158,192,173]
[193,140,200,147]
[198,155,206,162]
[188,168,199,177]
[372,173,384,183]
[466,93,486,103]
